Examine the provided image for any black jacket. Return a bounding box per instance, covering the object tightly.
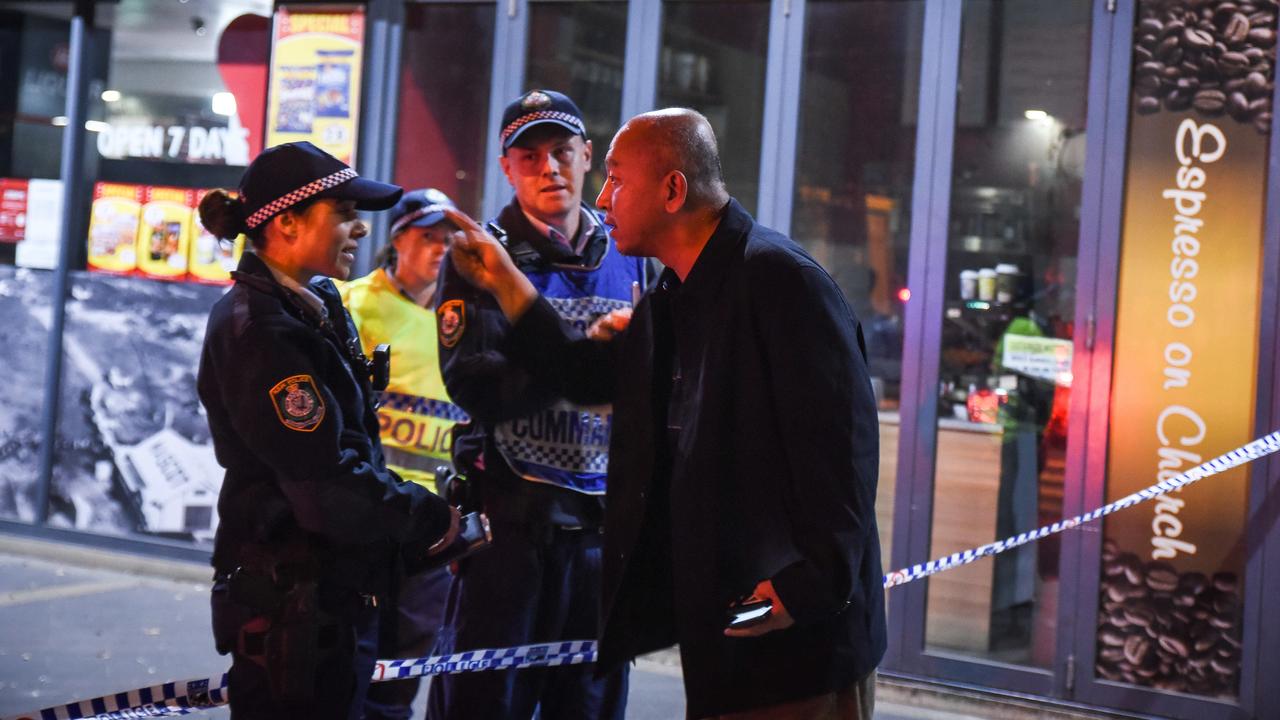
[504,200,886,717]
[198,252,453,597]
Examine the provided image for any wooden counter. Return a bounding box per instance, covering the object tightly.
[877,413,1004,652]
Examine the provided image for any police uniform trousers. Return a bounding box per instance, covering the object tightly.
[221,593,379,720]
[425,513,629,720]
[363,566,451,720]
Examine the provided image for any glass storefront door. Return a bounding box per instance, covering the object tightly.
[892,2,1275,717]
[889,0,1103,697]
[921,0,1093,670]
[886,0,1095,687]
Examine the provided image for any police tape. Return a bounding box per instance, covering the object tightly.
[7,676,228,720]
[6,642,597,720]
[8,429,1278,720]
[371,638,596,683]
[881,428,1280,588]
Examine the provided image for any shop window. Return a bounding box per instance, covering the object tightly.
[790,0,925,577]
[0,4,69,523]
[43,0,272,544]
[0,5,71,270]
[525,0,627,204]
[394,2,496,218]
[658,0,770,215]
[923,0,1092,668]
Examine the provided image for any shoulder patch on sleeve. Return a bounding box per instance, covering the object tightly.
[438,299,466,348]
[270,374,325,432]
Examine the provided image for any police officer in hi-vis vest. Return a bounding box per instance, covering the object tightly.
[338,188,470,720]
[197,142,460,720]
[426,90,645,720]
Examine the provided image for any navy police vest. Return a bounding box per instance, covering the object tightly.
[492,234,644,495]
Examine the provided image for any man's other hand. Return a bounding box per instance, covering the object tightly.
[723,579,795,638]
[587,308,632,341]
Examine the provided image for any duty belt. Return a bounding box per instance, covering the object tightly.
[383,446,450,478]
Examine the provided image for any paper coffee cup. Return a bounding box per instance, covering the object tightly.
[978,268,997,301]
[960,270,978,300]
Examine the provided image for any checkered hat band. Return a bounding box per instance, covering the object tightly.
[244,168,358,229]
[390,203,452,235]
[501,111,586,145]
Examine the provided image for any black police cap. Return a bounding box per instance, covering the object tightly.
[239,141,402,230]
[499,90,587,150]
[389,188,458,236]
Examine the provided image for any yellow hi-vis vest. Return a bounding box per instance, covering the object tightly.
[338,268,467,495]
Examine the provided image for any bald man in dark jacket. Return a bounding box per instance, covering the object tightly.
[440,109,885,719]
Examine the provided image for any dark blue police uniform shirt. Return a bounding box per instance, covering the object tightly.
[198,251,453,595]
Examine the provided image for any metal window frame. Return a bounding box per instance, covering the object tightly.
[480,0,530,221]
[754,0,804,232]
[620,0,662,121]
[34,0,95,527]
[1252,10,1280,712]
[1050,0,1127,703]
[883,0,963,674]
[355,0,406,275]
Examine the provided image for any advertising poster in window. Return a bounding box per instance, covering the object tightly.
[265,5,364,164]
[10,179,63,270]
[87,182,143,275]
[0,263,226,543]
[0,179,28,244]
[49,270,226,544]
[1098,0,1274,697]
[135,186,194,280]
[189,189,245,285]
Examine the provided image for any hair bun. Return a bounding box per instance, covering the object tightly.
[198,189,247,240]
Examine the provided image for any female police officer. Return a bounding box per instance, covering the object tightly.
[197,141,459,720]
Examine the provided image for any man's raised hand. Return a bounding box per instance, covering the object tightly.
[440,207,539,322]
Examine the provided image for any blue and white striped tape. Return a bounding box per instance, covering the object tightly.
[8,429,1278,720]
[8,642,598,720]
[371,639,596,683]
[16,676,228,720]
[881,429,1280,588]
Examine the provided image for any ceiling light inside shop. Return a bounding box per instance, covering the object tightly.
[101,90,121,102]
[85,120,110,133]
[51,116,68,127]
[1024,109,1049,121]
[212,92,237,117]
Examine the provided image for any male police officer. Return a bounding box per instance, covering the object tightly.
[339,189,469,720]
[425,90,643,720]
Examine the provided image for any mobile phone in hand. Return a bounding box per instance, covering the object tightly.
[431,511,493,567]
[725,596,773,630]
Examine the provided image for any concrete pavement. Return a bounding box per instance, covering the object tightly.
[0,534,1101,720]
[0,547,688,720]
